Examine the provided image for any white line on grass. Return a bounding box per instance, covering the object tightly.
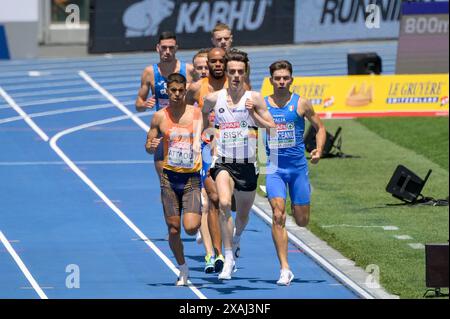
[0,231,48,299]
[321,225,399,231]
[0,87,49,142]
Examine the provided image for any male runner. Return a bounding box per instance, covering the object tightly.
[192,49,210,82]
[136,31,194,179]
[211,23,251,89]
[187,47,229,274]
[202,50,276,280]
[145,73,203,286]
[264,60,325,285]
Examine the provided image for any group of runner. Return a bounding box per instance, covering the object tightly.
[138,23,326,286]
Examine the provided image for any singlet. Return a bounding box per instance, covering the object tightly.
[153,61,187,111]
[264,93,307,169]
[214,89,258,161]
[197,77,228,143]
[162,107,202,173]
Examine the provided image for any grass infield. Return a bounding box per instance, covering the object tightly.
[257,116,449,299]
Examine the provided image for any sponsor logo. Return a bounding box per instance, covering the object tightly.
[123,0,175,37]
[176,0,272,33]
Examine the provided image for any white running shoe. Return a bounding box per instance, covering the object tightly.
[218,260,236,280]
[196,231,203,244]
[277,269,294,286]
[176,265,189,286]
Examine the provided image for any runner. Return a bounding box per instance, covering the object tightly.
[264,60,326,285]
[211,23,251,89]
[136,31,194,180]
[187,47,228,274]
[202,50,276,280]
[192,49,210,82]
[145,73,203,286]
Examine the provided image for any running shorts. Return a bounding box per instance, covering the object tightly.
[266,167,311,206]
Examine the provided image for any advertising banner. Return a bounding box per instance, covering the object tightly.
[396,1,449,74]
[89,0,294,53]
[294,0,402,43]
[261,74,449,117]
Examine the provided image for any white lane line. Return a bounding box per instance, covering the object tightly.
[0,91,135,109]
[321,225,399,231]
[49,114,206,299]
[0,231,49,299]
[0,160,154,166]
[0,100,137,125]
[9,83,137,99]
[79,71,149,132]
[0,87,49,142]
[251,205,375,299]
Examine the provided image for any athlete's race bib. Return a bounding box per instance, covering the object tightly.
[168,139,194,168]
[268,122,296,149]
[219,121,249,148]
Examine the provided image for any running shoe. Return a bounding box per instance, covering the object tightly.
[232,237,240,258]
[204,255,215,274]
[214,254,225,273]
[218,260,236,280]
[277,269,294,286]
[176,265,189,286]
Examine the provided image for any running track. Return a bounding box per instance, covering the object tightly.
[0,42,397,299]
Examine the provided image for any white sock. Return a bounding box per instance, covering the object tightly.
[179,263,188,271]
[224,249,234,262]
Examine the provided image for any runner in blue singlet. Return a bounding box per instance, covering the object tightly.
[264,60,326,286]
[135,31,194,180]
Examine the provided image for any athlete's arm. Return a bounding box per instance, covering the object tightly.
[145,111,163,154]
[299,98,325,164]
[186,63,194,83]
[247,92,276,129]
[185,80,201,105]
[136,67,156,112]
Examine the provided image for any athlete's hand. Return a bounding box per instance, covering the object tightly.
[146,137,163,153]
[310,149,322,164]
[245,98,255,113]
[144,95,156,109]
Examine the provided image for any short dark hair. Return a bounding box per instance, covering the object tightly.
[225,49,249,72]
[158,31,177,43]
[269,60,293,77]
[167,73,187,87]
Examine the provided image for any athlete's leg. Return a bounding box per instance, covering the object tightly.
[289,169,311,227]
[165,215,185,265]
[215,170,235,252]
[269,198,289,270]
[199,188,214,255]
[182,174,202,236]
[233,189,256,237]
[204,176,222,257]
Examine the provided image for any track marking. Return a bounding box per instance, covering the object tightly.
[0,87,49,142]
[0,160,154,166]
[251,205,375,299]
[4,93,205,299]
[0,231,48,299]
[408,243,425,250]
[0,102,134,124]
[79,71,149,131]
[49,114,206,299]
